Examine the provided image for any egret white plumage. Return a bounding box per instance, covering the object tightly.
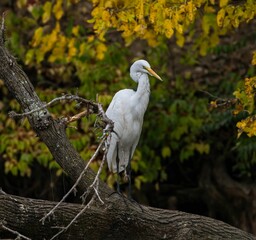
[106,59,162,196]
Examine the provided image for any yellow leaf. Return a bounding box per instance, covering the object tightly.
[187,1,195,21]
[163,19,172,29]
[194,143,210,154]
[104,1,113,8]
[210,33,219,46]
[53,0,64,20]
[149,8,157,23]
[202,15,210,34]
[217,8,226,27]
[25,49,35,65]
[35,49,45,64]
[161,146,171,158]
[175,24,183,34]
[68,38,77,61]
[79,42,87,57]
[232,18,240,28]
[144,31,158,47]
[134,24,141,32]
[137,0,144,20]
[176,32,185,47]
[96,43,107,60]
[17,0,27,8]
[87,35,95,43]
[165,28,174,38]
[72,26,79,37]
[42,1,52,23]
[102,10,111,22]
[204,5,215,13]
[32,27,43,47]
[163,19,174,38]
[219,0,229,8]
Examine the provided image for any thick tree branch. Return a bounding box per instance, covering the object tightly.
[0,191,255,240]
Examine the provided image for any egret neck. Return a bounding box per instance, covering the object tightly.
[133,73,150,114]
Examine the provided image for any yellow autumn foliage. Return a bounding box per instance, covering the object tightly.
[24,0,256,66]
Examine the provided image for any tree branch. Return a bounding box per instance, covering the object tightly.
[0,191,255,240]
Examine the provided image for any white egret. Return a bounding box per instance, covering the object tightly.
[106,59,162,197]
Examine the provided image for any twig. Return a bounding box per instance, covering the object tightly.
[49,195,96,240]
[66,109,88,123]
[199,90,224,100]
[0,221,31,240]
[42,125,111,239]
[81,138,109,204]
[46,134,109,239]
[40,132,107,224]
[8,94,97,119]
[8,94,114,131]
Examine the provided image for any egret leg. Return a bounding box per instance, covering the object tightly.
[116,142,121,193]
[127,148,132,199]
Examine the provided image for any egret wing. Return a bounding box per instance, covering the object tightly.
[106,89,135,173]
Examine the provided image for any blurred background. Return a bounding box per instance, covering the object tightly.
[0,0,256,234]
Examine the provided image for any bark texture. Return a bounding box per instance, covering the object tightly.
[0,191,255,240]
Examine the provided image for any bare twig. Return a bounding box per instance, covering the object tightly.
[40,132,108,224]
[66,109,88,123]
[199,90,220,99]
[8,94,114,132]
[0,221,31,240]
[81,137,109,204]
[8,94,96,119]
[41,123,112,239]
[49,195,96,240]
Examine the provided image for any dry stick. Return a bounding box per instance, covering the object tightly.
[81,144,108,204]
[0,222,31,240]
[8,94,113,132]
[48,138,109,240]
[49,195,96,240]
[40,133,108,224]
[66,109,88,124]
[8,94,97,119]
[50,151,107,240]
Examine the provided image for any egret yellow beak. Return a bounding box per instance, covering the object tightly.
[145,67,162,81]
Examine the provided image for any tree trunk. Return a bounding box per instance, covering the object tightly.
[0,17,255,240]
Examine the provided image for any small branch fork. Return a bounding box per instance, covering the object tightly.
[8,93,114,239]
[9,94,113,128]
[40,132,108,224]
[48,145,109,240]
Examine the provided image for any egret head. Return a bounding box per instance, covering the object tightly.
[130,59,162,83]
